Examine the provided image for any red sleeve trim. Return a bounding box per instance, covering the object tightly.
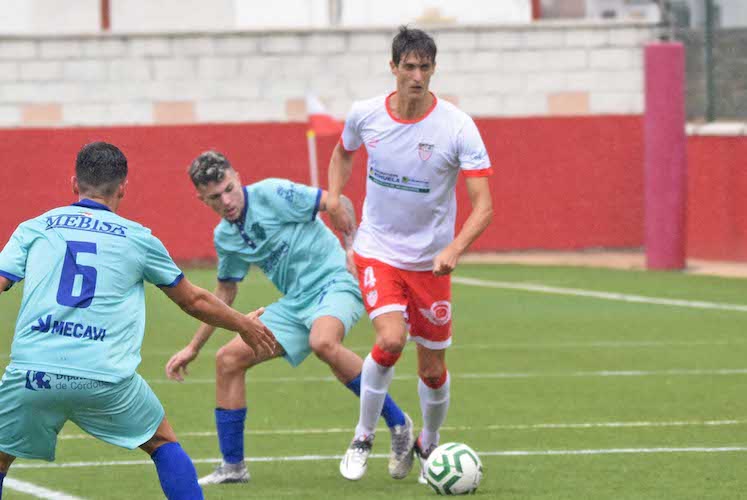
[462,167,493,177]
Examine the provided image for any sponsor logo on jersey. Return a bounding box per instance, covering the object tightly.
[259,241,290,274]
[418,142,435,161]
[470,149,488,162]
[276,184,297,204]
[366,290,378,307]
[46,214,127,238]
[25,370,51,391]
[31,314,107,342]
[367,138,380,149]
[419,300,451,326]
[368,166,430,193]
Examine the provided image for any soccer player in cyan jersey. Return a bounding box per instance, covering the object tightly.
[164,150,416,485]
[0,142,274,500]
[327,27,494,482]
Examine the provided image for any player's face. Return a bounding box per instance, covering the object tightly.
[391,52,435,98]
[197,171,245,222]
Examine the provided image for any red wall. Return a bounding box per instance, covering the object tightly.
[0,117,743,262]
[687,136,747,261]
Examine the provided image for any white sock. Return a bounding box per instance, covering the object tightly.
[418,372,450,450]
[354,353,394,439]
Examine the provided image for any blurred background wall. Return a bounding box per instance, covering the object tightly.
[0,0,744,264]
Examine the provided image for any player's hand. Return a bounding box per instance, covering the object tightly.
[327,198,354,236]
[345,248,358,278]
[165,345,199,382]
[239,307,276,357]
[433,247,460,276]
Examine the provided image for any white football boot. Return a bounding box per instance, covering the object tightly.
[339,435,374,481]
[414,435,438,485]
[198,461,250,485]
[388,413,416,479]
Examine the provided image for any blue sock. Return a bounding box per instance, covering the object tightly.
[1,471,5,497]
[151,442,203,500]
[346,373,406,428]
[215,407,246,464]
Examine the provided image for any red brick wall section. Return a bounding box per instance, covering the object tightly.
[1,117,744,263]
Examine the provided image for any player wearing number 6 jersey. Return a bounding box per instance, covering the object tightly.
[327,26,494,482]
[0,142,274,500]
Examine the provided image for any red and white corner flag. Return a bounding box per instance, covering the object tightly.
[306,94,344,187]
[306,94,344,136]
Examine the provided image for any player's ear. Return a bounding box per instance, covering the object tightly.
[390,60,397,75]
[117,180,127,199]
[72,176,80,195]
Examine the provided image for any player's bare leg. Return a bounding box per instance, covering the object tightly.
[0,450,15,498]
[414,344,450,484]
[341,311,409,480]
[200,335,284,486]
[140,417,204,499]
[309,315,363,383]
[311,316,415,479]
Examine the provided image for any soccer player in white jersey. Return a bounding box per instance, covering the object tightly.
[164,151,414,485]
[327,26,494,482]
[0,142,274,500]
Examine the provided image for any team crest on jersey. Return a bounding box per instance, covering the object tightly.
[418,142,434,161]
[419,300,451,326]
[25,371,51,391]
[250,222,266,241]
[366,290,378,307]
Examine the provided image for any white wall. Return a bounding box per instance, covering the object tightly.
[0,23,658,128]
[111,0,235,33]
[340,0,531,26]
[0,0,99,34]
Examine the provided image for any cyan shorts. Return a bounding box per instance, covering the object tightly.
[262,274,364,367]
[0,367,164,461]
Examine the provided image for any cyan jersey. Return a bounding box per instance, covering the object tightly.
[0,199,183,383]
[214,179,359,301]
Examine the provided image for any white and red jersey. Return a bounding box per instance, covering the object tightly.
[340,92,493,271]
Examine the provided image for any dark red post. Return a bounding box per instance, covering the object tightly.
[644,43,687,270]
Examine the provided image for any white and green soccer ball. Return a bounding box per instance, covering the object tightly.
[424,442,483,495]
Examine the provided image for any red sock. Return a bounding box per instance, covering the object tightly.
[371,344,401,367]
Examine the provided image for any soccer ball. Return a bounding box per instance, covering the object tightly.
[424,442,483,495]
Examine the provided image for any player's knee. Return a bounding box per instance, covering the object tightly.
[376,334,406,354]
[215,345,253,375]
[418,366,447,388]
[374,323,407,353]
[309,334,337,360]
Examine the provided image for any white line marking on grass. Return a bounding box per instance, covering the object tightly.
[135,338,745,357]
[56,419,747,441]
[144,367,747,384]
[453,276,747,312]
[12,446,747,470]
[3,477,85,499]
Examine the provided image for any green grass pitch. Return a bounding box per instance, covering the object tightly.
[1,263,747,499]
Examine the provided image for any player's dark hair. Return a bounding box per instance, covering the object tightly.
[188,150,233,187]
[75,142,128,197]
[391,25,437,66]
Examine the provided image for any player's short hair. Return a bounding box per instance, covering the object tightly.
[75,142,128,197]
[188,150,234,187]
[391,25,437,66]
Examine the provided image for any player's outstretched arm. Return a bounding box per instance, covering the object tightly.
[433,176,494,276]
[161,277,275,357]
[319,191,358,275]
[326,143,356,235]
[165,280,240,381]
